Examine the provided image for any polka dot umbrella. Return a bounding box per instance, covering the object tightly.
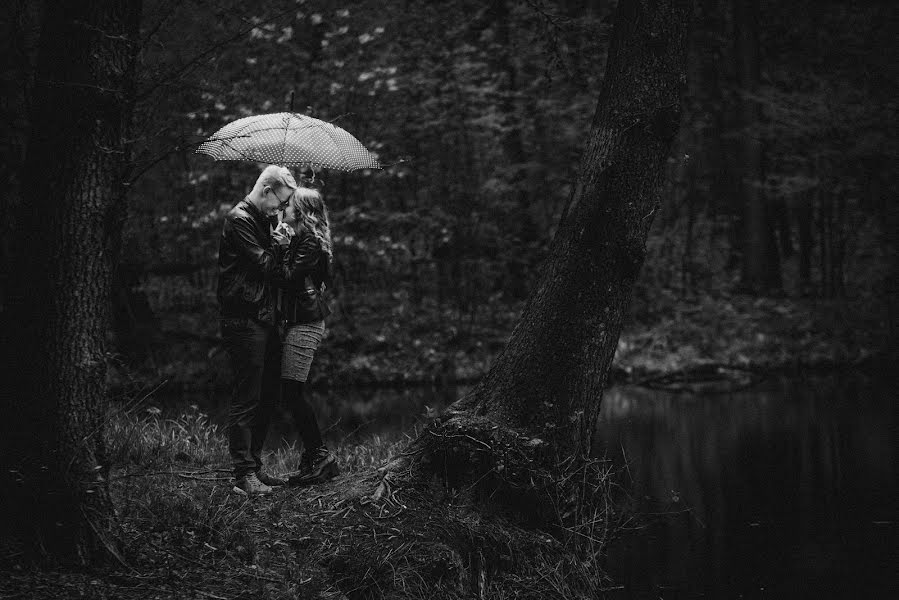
[196,112,380,172]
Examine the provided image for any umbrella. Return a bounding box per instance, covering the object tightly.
[196,112,380,172]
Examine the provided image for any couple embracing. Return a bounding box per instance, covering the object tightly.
[217,165,337,496]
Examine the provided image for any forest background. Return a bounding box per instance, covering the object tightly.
[3,0,896,393]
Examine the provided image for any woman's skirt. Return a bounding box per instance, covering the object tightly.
[281,320,325,382]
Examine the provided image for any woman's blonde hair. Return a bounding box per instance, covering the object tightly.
[291,187,332,257]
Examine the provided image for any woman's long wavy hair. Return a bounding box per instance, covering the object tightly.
[290,187,332,257]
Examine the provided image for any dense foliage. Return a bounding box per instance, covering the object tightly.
[5,0,893,388]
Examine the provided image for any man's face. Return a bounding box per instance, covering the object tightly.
[262,185,291,217]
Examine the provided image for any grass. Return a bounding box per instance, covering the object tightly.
[2,406,622,599]
[106,404,228,468]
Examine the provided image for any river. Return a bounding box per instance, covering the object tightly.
[596,374,897,599]
[180,372,897,598]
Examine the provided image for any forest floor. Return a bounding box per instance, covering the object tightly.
[118,289,894,394]
[1,409,620,600]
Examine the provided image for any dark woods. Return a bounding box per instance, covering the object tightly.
[75,1,899,384]
[670,0,896,298]
[0,0,894,571]
[5,0,892,387]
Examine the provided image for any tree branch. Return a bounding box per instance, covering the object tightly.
[136,5,296,102]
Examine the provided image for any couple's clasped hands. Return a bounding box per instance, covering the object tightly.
[273,221,294,247]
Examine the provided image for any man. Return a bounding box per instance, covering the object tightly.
[218,165,295,495]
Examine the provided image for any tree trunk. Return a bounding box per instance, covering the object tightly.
[796,190,814,295]
[0,0,141,565]
[383,0,692,513]
[734,0,781,293]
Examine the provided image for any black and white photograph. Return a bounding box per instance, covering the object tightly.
[1,0,896,598]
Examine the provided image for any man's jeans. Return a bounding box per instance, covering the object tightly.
[221,317,281,478]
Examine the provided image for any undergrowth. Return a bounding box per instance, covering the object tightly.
[1,406,623,599]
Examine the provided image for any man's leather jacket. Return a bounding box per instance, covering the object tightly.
[217,198,281,322]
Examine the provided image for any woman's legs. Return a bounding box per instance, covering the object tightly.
[282,377,337,485]
[281,378,323,451]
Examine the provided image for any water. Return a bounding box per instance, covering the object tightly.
[596,375,897,599]
[172,373,897,597]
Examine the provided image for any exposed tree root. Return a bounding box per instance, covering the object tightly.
[353,410,627,598]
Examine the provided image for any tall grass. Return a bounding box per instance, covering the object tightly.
[105,402,413,475]
[106,404,228,468]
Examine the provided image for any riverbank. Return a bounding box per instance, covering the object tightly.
[0,408,619,599]
[112,290,893,395]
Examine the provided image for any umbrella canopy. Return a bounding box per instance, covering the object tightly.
[196,112,380,172]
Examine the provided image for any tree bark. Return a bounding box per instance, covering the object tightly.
[384,0,692,511]
[0,0,141,565]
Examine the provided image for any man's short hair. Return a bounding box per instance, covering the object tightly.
[254,165,298,194]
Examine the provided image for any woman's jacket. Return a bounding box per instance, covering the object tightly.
[273,227,332,324]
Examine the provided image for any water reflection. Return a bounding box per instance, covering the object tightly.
[597,375,898,599]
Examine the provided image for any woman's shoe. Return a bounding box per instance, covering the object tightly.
[288,446,338,486]
[257,468,287,487]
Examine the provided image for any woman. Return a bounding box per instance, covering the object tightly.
[273,186,338,485]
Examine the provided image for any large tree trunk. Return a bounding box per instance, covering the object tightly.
[0,0,141,565]
[383,0,692,512]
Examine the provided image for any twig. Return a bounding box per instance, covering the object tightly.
[177,473,232,481]
[140,0,180,44]
[194,591,229,600]
[137,5,296,101]
[241,569,283,585]
[113,468,231,481]
[82,506,133,572]
[370,506,406,520]
[148,540,208,570]
[427,428,492,451]
[126,139,207,185]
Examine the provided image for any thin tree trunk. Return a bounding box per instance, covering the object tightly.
[819,187,833,297]
[384,0,692,507]
[833,193,847,298]
[797,190,814,295]
[1,0,141,565]
[774,197,793,258]
[734,0,780,293]
[671,0,708,292]
[683,188,697,291]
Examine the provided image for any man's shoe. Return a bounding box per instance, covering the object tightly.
[257,469,287,487]
[288,446,338,486]
[233,472,273,496]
